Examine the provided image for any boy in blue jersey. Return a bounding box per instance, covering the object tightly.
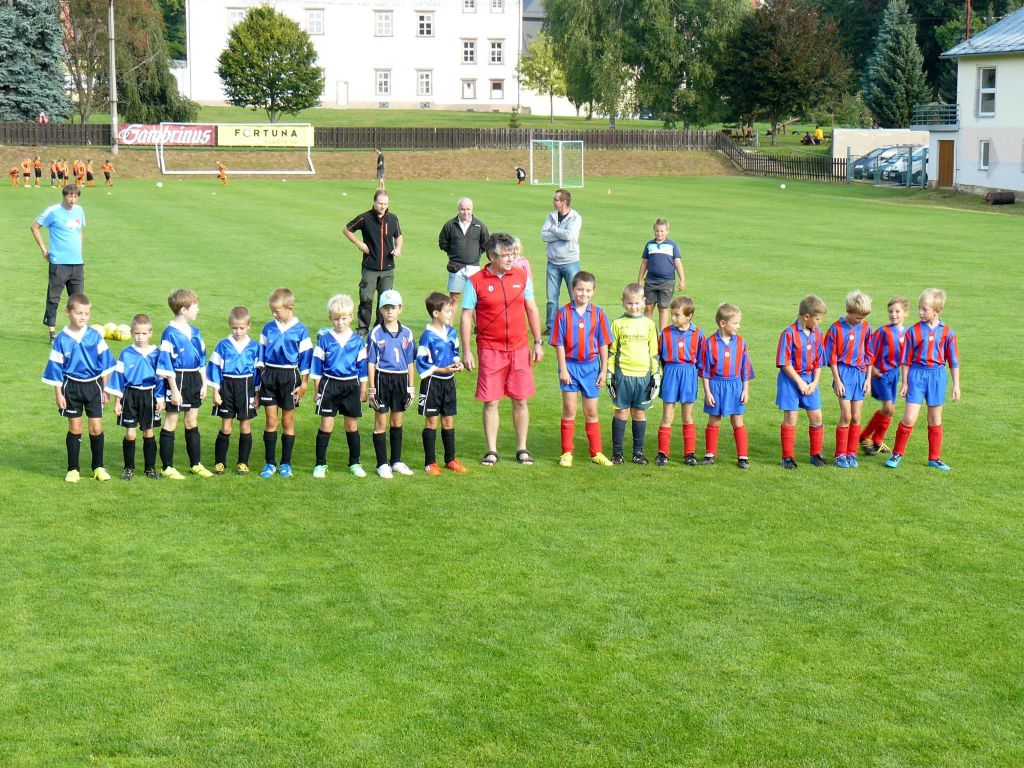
[157,288,214,479]
[368,289,417,478]
[860,296,909,455]
[42,293,116,482]
[775,295,828,469]
[637,218,686,329]
[257,288,313,478]
[699,303,754,468]
[311,294,368,478]
[208,306,260,475]
[824,290,872,468]
[607,283,660,465]
[655,296,704,466]
[551,271,614,467]
[105,313,165,480]
[417,292,467,476]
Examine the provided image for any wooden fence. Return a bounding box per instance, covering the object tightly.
[1,122,847,181]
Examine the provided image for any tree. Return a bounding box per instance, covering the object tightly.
[0,0,72,122]
[217,6,324,123]
[158,0,186,61]
[862,0,930,127]
[718,0,851,143]
[517,32,566,123]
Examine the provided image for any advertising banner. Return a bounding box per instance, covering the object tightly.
[117,124,216,146]
[217,124,315,148]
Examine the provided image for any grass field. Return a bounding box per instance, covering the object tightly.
[2,174,1022,767]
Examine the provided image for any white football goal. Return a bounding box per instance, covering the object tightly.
[529,139,584,188]
[155,122,316,176]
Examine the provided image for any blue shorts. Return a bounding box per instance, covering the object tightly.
[835,363,866,402]
[870,367,900,402]
[904,365,947,406]
[612,372,654,410]
[560,358,601,399]
[446,264,481,293]
[775,370,822,412]
[704,377,745,416]
[660,363,698,404]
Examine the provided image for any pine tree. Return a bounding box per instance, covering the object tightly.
[0,0,72,121]
[862,0,930,127]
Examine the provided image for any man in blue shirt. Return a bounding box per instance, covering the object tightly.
[32,184,86,342]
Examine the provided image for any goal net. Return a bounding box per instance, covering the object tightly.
[155,122,316,176]
[529,139,584,188]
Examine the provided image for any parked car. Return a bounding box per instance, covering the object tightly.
[880,146,928,185]
[852,145,900,179]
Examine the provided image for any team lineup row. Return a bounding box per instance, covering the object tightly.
[42,273,960,483]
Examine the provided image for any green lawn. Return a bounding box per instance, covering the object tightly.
[2,175,1021,767]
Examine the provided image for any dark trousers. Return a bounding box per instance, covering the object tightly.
[357,266,394,333]
[44,263,85,327]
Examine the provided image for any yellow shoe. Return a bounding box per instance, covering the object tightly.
[213,462,226,475]
[65,469,81,483]
[591,452,614,467]
[559,451,573,467]
[161,466,186,480]
[236,463,250,475]
[93,467,111,481]
[191,463,214,478]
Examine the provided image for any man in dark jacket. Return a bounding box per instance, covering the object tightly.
[344,189,403,335]
[438,197,489,306]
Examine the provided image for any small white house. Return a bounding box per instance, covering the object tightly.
[915,6,1024,197]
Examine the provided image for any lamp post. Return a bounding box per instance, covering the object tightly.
[108,0,118,155]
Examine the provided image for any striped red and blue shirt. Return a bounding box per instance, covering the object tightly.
[901,320,959,369]
[660,325,704,366]
[700,332,754,381]
[550,302,612,362]
[868,323,906,374]
[776,321,825,374]
[824,317,872,371]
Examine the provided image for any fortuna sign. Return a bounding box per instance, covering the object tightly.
[118,124,216,146]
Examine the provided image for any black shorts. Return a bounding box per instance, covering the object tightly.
[118,386,161,429]
[259,366,300,409]
[59,377,104,419]
[418,376,457,417]
[644,278,675,309]
[212,376,258,420]
[165,370,203,412]
[315,377,362,418]
[371,370,411,413]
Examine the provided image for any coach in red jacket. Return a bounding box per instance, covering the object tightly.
[460,232,544,466]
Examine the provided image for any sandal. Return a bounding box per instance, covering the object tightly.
[481,450,499,466]
[515,449,534,465]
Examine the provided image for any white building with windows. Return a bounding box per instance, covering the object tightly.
[176,0,574,114]
[915,6,1024,196]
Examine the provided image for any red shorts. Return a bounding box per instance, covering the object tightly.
[475,346,535,402]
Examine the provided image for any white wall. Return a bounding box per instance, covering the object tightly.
[832,128,929,159]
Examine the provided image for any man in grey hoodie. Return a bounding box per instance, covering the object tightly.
[540,188,582,334]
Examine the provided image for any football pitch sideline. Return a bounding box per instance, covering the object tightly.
[1,175,1022,767]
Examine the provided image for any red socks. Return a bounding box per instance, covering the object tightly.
[875,415,892,444]
[704,424,720,456]
[560,419,574,453]
[658,426,671,456]
[846,424,862,456]
[780,424,796,459]
[565,420,604,456]
[734,426,749,458]
[683,423,696,455]
[809,424,824,456]
[834,426,849,458]
[893,422,913,455]
[585,421,602,456]
[928,424,943,461]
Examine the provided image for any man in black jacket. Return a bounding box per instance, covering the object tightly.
[438,197,489,306]
[344,190,403,335]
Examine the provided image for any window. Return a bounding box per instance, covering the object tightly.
[417,70,433,97]
[376,70,391,96]
[462,79,476,99]
[464,0,476,11]
[980,140,990,170]
[417,12,433,37]
[228,8,246,26]
[375,11,392,36]
[491,0,504,10]
[490,40,504,64]
[978,67,996,116]
[490,79,504,99]
[463,40,476,64]
[306,9,324,35]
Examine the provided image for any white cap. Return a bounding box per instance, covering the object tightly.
[378,289,403,308]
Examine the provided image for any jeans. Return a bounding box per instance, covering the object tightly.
[545,260,579,330]
[44,263,85,327]
[358,267,394,333]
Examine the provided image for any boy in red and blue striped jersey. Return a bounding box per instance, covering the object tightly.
[824,290,872,468]
[860,296,909,455]
[775,295,828,469]
[656,296,704,466]
[699,303,754,469]
[886,289,960,471]
[551,271,614,467]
